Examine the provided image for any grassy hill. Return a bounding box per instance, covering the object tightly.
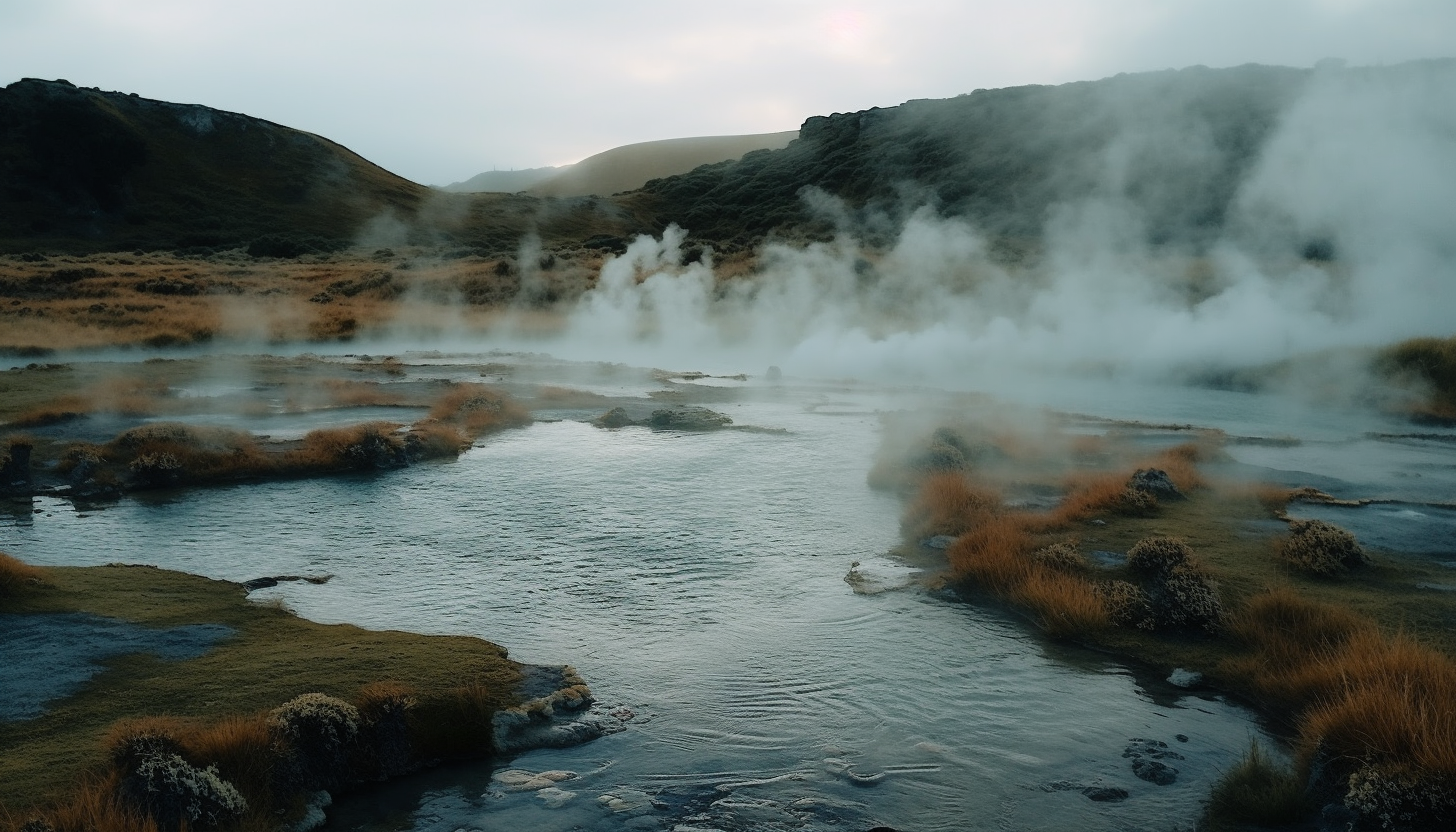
[526,131,798,198]
[0,79,640,255]
[625,64,1323,249]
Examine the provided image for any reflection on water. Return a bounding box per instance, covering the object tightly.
[6,363,1451,831]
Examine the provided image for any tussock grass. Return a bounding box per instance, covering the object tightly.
[1203,740,1307,830]
[1378,335,1456,421]
[889,417,1456,823]
[901,472,1002,540]
[1013,569,1109,637]
[0,551,47,598]
[426,383,531,437]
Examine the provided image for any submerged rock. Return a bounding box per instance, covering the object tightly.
[646,406,732,431]
[1123,738,1184,785]
[595,407,639,428]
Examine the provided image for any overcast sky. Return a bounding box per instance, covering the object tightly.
[2,0,1452,185]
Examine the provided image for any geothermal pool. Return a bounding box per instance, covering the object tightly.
[5,354,1454,832]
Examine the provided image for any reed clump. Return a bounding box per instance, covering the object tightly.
[426,383,530,437]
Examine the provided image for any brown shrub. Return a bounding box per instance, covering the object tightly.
[1100,580,1154,630]
[410,681,502,762]
[901,472,1001,540]
[1278,519,1366,576]
[179,715,276,807]
[104,716,188,772]
[19,772,159,832]
[1051,471,1130,523]
[0,551,46,597]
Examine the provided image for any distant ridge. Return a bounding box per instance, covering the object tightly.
[525,131,798,198]
[438,166,561,193]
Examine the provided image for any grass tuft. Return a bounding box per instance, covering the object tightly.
[0,551,46,598]
[1203,740,1307,830]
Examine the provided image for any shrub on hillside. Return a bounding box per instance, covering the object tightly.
[119,753,247,832]
[1345,764,1456,832]
[1279,519,1366,576]
[1032,542,1086,572]
[1126,537,1194,577]
[269,693,360,791]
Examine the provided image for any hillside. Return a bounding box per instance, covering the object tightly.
[439,166,562,193]
[626,64,1322,248]
[0,79,639,255]
[527,131,798,198]
[0,78,441,253]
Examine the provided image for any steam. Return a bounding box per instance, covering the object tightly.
[500,61,1456,398]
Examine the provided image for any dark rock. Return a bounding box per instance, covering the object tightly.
[594,407,639,428]
[242,577,279,591]
[1132,758,1178,785]
[1124,738,1183,786]
[0,441,32,491]
[1318,802,1360,832]
[1082,786,1129,802]
[646,406,732,431]
[1128,468,1186,500]
[765,365,782,381]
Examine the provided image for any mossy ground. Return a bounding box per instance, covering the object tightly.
[0,563,523,812]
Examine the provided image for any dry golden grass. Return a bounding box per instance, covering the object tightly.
[901,472,1002,540]
[1297,632,1456,781]
[3,772,160,832]
[0,551,47,597]
[1013,569,1110,637]
[945,514,1036,592]
[426,383,531,437]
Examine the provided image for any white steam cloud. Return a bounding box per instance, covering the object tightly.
[495,63,1456,393]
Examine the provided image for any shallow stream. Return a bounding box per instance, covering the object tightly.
[5,356,1453,832]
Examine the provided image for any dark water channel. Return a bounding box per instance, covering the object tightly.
[6,358,1453,832]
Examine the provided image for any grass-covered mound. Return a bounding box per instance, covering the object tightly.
[0,557,528,831]
[1377,335,1456,423]
[877,415,1456,829]
[0,359,531,496]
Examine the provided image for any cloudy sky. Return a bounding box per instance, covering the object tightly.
[2,0,1452,185]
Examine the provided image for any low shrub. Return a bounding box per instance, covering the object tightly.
[104,717,187,772]
[1344,763,1456,831]
[118,753,246,832]
[426,384,530,437]
[1279,519,1366,576]
[1100,580,1154,630]
[269,693,360,791]
[410,681,502,762]
[295,423,407,471]
[355,682,418,779]
[1145,564,1224,633]
[1119,484,1159,515]
[1126,537,1194,577]
[1031,541,1085,572]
